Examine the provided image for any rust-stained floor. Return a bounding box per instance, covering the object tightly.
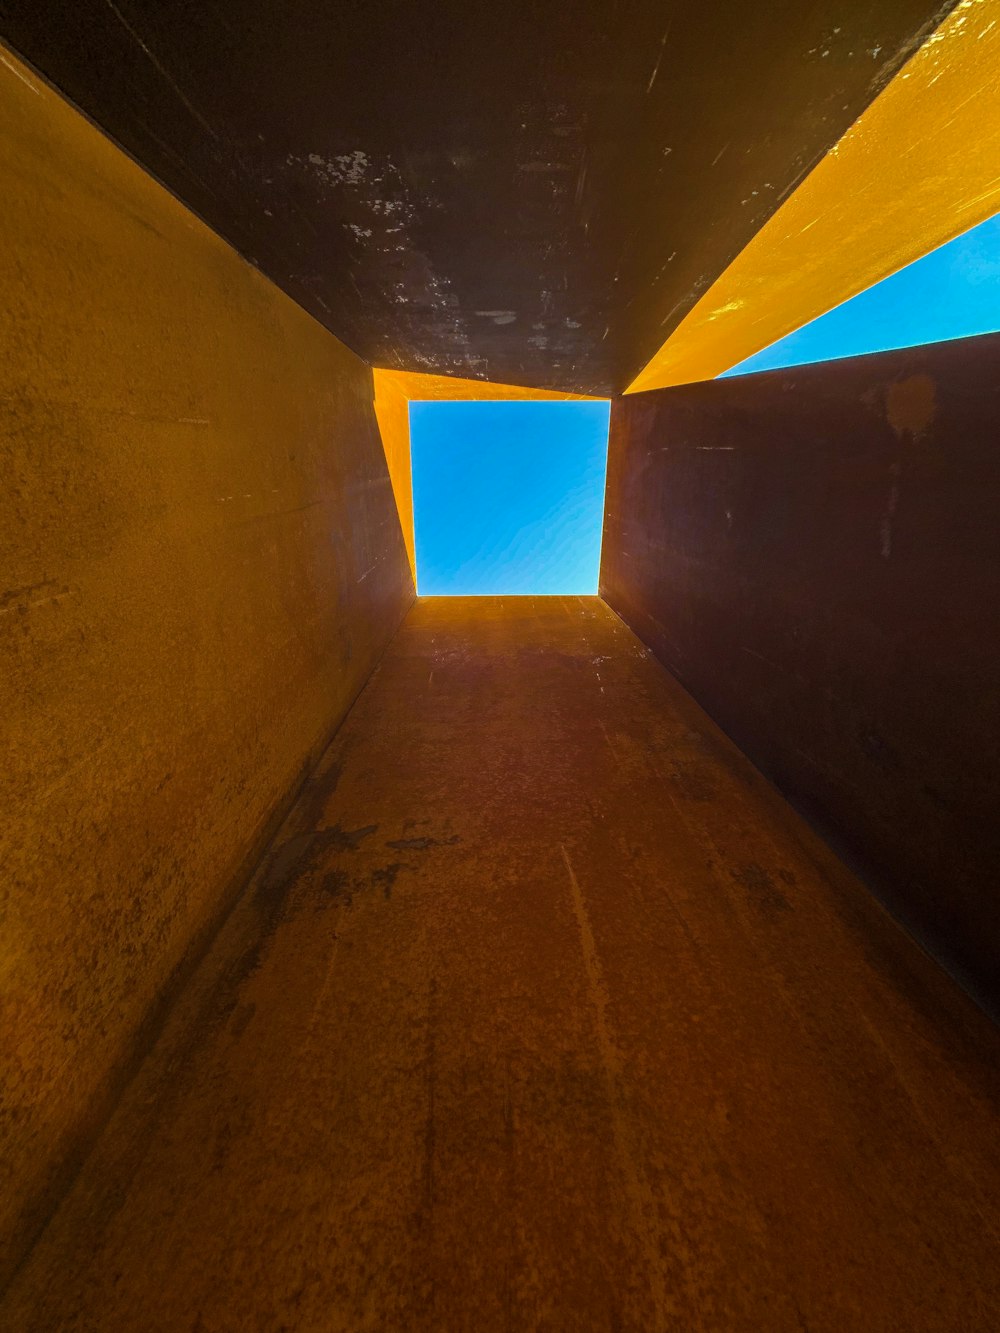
[5,597,1000,1331]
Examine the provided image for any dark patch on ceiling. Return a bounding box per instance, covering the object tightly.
[0,1,957,393]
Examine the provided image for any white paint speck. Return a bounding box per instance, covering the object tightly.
[475,310,517,325]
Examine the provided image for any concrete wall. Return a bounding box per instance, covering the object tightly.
[602,334,1000,1011]
[0,49,413,1279]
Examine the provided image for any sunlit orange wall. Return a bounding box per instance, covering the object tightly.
[1,44,411,1282]
[629,0,1000,392]
[373,369,600,581]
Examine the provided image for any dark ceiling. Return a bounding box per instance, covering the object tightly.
[1,0,956,393]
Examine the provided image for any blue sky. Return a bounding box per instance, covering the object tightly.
[409,399,611,596]
[723,210,1000,378]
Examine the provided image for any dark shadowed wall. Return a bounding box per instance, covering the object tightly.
[601,334,1000,1010]
[0,50,412,1281]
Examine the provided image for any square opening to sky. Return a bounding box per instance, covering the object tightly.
[409,399,611,596]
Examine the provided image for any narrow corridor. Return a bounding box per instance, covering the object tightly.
[6,598,1000,1331]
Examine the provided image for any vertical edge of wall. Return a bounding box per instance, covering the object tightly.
[600,335,1000,1014]
[0,50,414,1283]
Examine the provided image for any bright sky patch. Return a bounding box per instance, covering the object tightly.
[722,211,1000,379]
[410,399,611,596]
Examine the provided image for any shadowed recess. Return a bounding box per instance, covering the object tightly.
[724,208,1000,376]
[410,400,610,595]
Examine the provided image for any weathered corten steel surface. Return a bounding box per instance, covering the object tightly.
[0,47,412,1286]
[627,0,1000,393]
[602,333,1000,1012]
[5,598,999,1330]
[0,1,956,392]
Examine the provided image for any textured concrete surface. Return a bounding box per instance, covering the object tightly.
[0,47,412,1282]
[5,598,999,1330]
[603,334,1000,1011]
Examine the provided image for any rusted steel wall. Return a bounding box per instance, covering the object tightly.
[0,1,952,393]
[601,334,1000,1009]
[0,51,412,1281]
[5,597,1000,1329]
